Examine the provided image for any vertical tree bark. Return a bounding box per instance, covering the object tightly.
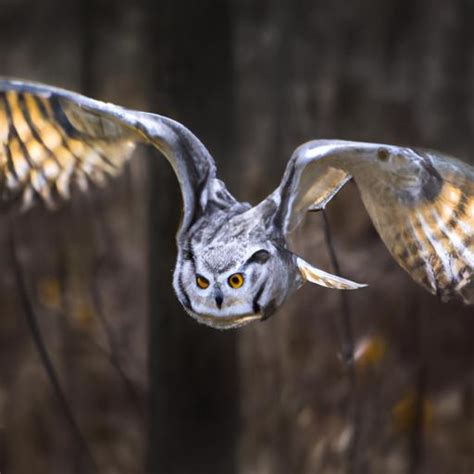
[147,2,239,473]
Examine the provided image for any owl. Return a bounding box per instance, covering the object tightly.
[1,79,473,329]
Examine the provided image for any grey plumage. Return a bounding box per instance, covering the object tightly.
[1,79,473,329]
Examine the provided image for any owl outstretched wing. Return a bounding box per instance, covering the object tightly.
[0,79,222,238]
[275,140,474,304]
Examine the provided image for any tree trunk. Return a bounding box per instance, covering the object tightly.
[146,1,239,473]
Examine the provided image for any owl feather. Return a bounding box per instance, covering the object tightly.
[0,78,219,241]
[1,79,473,328]
[275,140,474,304]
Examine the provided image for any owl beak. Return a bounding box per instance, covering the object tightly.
[214,288,224,309]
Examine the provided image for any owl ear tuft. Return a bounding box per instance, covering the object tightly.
[296,256,367,290]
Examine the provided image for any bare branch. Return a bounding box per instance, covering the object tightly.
[8,220,98,472]
[322,210,361,474]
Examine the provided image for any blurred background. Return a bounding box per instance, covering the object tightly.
[0,0,473,473]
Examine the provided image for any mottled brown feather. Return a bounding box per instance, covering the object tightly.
[283,141,474,304]
[0,90,135,208]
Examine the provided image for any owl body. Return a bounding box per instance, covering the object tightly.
[1,78,473,329]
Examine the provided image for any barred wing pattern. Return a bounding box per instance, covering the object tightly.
[0,86,135,207]
[0,79,217,237]
[278,140,474,304]
[370,166,474,304]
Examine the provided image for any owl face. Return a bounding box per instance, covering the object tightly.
[173,241,296,329]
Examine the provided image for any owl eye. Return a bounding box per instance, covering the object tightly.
[228,273,244,289]
[247,249,270,264]
[196,275,210,289]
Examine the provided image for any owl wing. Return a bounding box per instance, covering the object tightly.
[275,139,474,304]
[0,78,219,237]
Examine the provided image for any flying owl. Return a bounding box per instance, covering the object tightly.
[1,79,473,329]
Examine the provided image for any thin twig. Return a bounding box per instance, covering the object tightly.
[8,224,98,472]
[322,211,355,363]
[56,198,145,421]
[322,209,361,474]
[89,271,145,420]
[84,195,145,419]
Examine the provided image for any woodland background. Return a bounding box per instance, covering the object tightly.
[0,0,473,473]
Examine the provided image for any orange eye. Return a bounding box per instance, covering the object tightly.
[196,275,209,289]
[228,273,244,289]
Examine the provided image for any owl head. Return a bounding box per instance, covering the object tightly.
[172,238,300,329]
[172,234,364,329]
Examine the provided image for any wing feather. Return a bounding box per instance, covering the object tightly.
[0,84,137,207]
[0,78,224,238]
[275,140,474,304]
